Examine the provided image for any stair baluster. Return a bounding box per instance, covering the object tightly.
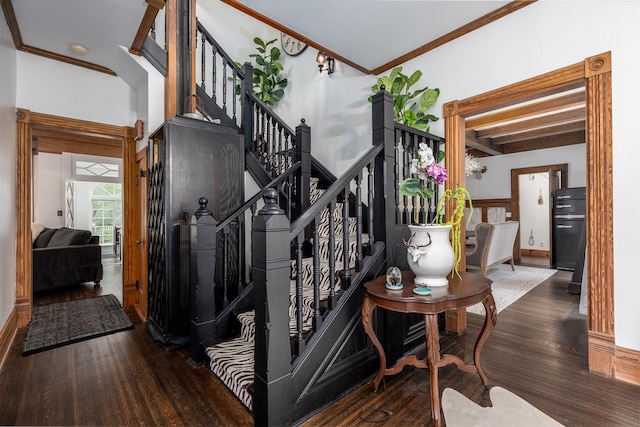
[294,237,305,355]
[327,199,337,309]
[355,172,363,272]
[312,214,322,330]
[367,161,375,253]
[341,187,351,288]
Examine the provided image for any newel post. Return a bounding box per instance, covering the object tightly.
[188,197,217,366]
[372,86,396,260]
[252,189,293,427]
[294,118,311,221]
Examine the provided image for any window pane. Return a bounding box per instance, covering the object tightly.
[92,183,123,245]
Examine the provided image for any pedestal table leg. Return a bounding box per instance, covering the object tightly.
[474,293,497,386]
[361,294,386,391]
[425,313,442,427]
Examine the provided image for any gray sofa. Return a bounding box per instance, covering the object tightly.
[32,227,103,292]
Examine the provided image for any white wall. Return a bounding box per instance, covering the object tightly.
[464,145,586,199]
[73,181,98,232]
[198,1,640,351]
[0,8,17,329]
[197,2,374,177]
[409,0,640,351]
[519,173,551,251]
[33,153,65,228]
[16,52,137,126]
[125,47,165,150]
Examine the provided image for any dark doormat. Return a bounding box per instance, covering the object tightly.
[22,294,133,355]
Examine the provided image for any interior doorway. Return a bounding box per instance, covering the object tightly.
[14,110,139,327]
[443,52,615,377]
[511,164,567,268]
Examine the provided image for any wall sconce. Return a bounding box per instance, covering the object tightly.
[316,51,335,74]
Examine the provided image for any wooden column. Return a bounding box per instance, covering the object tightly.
[15,109,32,327]
[164,0,177,119]
[584,52,615,376]
[443,101,468,335]
[122,126,139,307]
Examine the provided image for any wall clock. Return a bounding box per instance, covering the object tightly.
[280,32,308,56]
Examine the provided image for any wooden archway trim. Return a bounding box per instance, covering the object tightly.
[443,52,615,378]
[15,108,138,327]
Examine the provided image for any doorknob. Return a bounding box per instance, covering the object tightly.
[136,240,141,244]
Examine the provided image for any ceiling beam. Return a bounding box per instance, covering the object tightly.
[474,108,585,138]
[465,130,504,156]
[465,91,585,129]
[130,0,165,56]
[501,130,585,154]
[490,120,585,145]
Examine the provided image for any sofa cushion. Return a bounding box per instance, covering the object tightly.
[31,222,46,243]
[47,227,92,247]
[33,228,58,248]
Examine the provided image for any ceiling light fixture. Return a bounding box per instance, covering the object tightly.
[70,44,89,56]
[316,51,335,74]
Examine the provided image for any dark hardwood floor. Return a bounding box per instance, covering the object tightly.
[1,261,639,426]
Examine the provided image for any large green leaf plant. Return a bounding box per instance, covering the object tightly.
[240,37,288,106]
[369,66,440,132]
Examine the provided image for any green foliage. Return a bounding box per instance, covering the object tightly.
[241,37,289,106]
[434,186,473,276]
[399,178,434,201]
[369,66,440,132]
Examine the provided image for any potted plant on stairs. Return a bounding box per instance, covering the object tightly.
[369,66,440,132]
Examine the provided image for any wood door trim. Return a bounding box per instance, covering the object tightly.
[443,51,616,379]
[14,109,134,327]
[510,164,568,265]
[135,147,149,320]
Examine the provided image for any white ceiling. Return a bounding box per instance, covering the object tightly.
[7,1,582,156]
[10,0,148,75]
[8,0,514,76]
[234,0,512,72]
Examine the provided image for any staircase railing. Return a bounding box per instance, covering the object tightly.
[195,20,307,214]
[289,143,382,354]
[146,14,446,424]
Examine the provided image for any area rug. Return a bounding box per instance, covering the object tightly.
[466,264,556,315]
[22,294,133,355]
[442,386,564,426]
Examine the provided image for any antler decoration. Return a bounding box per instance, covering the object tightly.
[404,231,432,263]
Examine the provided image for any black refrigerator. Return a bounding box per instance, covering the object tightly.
[552,187,586,271]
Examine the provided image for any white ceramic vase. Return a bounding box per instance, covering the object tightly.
[405,224,454,287]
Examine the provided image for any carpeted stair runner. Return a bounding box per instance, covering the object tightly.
[205,177,366,411]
